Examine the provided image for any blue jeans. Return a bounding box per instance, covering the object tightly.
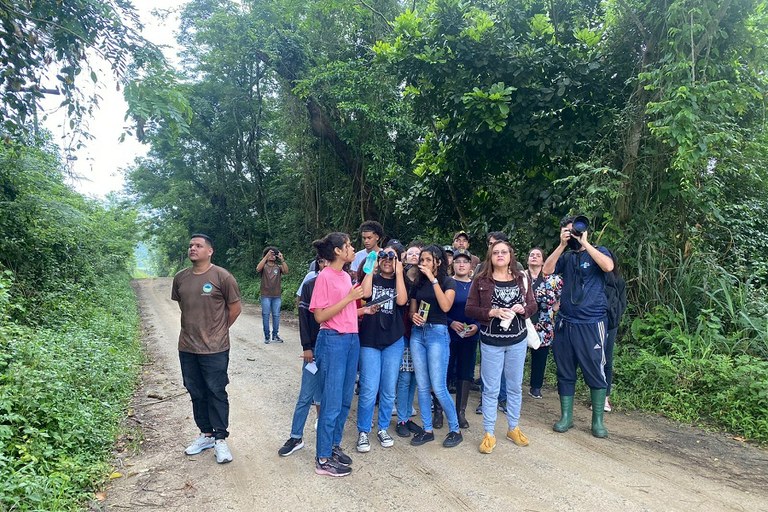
[315,330,359,459]
[410,324,459,432]
[357,338,404,433]
[261,296,282,339]
[396,370,417,423]
[289,360,322,439]
[480,341,527,434]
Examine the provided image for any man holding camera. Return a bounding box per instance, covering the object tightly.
[257,246,289,344]
[542,215,614,438]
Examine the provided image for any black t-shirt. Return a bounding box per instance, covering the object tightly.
[360,274,405,348]
[410,276,456,325]
[480,280,526,347]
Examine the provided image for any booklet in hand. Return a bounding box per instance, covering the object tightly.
[366,293,396,308]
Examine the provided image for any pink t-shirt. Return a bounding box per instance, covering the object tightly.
[309,267,358,333]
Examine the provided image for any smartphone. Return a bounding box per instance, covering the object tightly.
[417,300,430,322]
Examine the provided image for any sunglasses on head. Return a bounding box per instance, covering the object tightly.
[378,250,397,260]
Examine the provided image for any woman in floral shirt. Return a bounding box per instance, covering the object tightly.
[526,248,563,399]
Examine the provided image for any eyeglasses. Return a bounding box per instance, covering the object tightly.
[378,250,397,260]
[492,250,510,256]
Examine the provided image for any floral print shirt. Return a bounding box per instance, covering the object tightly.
[532,273,563,347]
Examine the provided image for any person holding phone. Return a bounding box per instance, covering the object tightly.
[257,246,289,344]
[408,245,462,448]
[355,245,408,453]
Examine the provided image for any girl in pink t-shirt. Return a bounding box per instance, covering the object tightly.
[308,232,364,477]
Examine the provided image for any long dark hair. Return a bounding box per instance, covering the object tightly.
[412,244,449,288]
[312,232,349,262]
[476,240,522,281]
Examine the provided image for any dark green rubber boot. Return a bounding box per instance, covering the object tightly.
[553,395,574,432]
[591,388,609,438]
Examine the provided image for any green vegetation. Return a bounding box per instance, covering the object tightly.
[0,139,142,510]
[123,0,768,442]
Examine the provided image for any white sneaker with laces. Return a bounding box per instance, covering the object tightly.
[377,429,394,448]
[356,431,371,453]
[214,439,233,463]
[185,434,215,455]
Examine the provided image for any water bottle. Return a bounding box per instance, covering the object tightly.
[362,251,378,274]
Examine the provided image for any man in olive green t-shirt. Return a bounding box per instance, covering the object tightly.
[172,233,241,464]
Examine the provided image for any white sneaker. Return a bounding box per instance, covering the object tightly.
[377,429,394,448]
[356,431,371,453]
[185,434,215,455]
[214,439,233,464]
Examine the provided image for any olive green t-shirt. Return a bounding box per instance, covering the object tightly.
[259,262,283,298]
[171,265,241,354]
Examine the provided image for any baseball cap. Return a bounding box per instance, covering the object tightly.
[442,245,454,255]
[453,230,469,241]
[452,249,472,261]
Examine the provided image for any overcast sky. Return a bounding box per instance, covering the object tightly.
[42,0,183,199]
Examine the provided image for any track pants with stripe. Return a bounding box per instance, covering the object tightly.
[552,317,607,395]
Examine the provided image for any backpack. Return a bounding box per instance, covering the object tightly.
[604,251,627,330]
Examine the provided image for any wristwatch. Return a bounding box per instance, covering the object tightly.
[431,278,438,285]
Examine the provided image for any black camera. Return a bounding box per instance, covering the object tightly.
[567,215,589,250]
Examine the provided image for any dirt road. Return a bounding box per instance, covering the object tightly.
[98,278,768,511]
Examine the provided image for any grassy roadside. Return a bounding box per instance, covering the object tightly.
[0,272,143,510]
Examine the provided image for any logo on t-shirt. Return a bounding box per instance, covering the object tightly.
[202,282,213,294]
[581,261,591,269]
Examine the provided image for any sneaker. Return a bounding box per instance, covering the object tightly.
[272,335,284,343]
[264,338,271,344]
[184,434,215,455]
[507,426,529,447]
[214,439,233,463]
[604,397,613,412]
[410,431,435,446]
[442,431,463,448]
[479,432,496,454]
[498,400,507,412]
[475,401,483,414]
[377,429,394,448]
[396,422,410,437]
[332,445,352,466]
[405,419,423,434]
[529,388,543,399]
[278,437,304,457]
[356,432,371,453]
[315,457,352,477]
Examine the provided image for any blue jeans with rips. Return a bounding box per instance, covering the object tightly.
[410,323,460,432]
[289,360,321,439]
[480,341,527,434]
[357,338,404,433]
[261,296,282,339]
[314,329,359,459]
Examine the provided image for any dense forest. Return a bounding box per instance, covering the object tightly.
[1,0,768,509]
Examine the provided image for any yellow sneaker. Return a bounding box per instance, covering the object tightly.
[506,426,529,447]
[478,432,496,454]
